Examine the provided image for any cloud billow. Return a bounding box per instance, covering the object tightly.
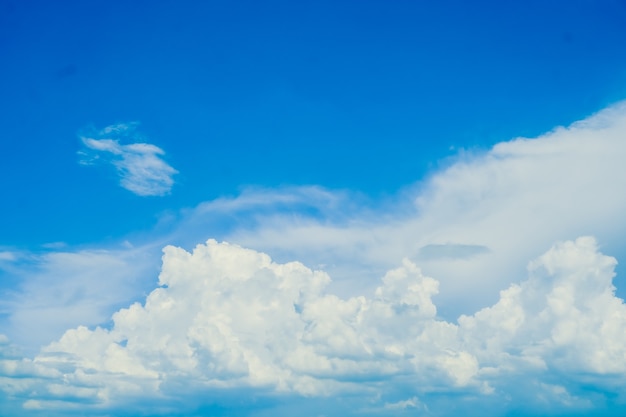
[78,123,178,196]
[5,102,626,416]
[3,236,626,416]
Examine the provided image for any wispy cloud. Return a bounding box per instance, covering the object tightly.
[78,123,178,196]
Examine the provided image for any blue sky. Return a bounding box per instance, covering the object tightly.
[2,1,626,416]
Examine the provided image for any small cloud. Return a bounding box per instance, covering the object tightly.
[78,123,178,197]
[417,243,490,261]
[384,396,422,410]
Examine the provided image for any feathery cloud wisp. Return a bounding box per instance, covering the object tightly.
[79,123,178,196]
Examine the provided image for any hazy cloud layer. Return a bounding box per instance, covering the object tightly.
[79,123,178,196]
[1,237,626,416]
[0,247,159,353]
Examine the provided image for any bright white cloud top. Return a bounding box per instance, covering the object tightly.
[3,102,626,416]
[79,123,178,197]
[1,237,625,416]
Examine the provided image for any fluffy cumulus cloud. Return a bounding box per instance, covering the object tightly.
[5,102,626,415]
[78,123,178,196]
[2,237,626,416]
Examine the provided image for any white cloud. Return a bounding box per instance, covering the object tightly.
[1,237,626,415]
[4,102,626,415]
[458,237,626,376]
[79,123,178,196]
[383,396,422,410]
[163,101,626,318]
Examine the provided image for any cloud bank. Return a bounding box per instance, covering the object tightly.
[4,101,626,415]
[167,101,626,318]
[2,237,626,416]
[79,123,178,196]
